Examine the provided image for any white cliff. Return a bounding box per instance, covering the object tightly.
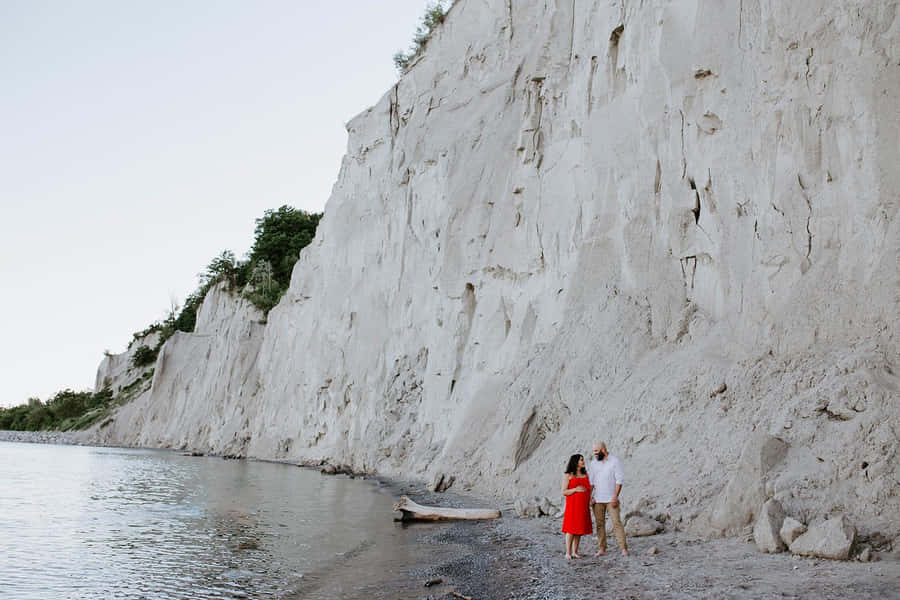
[94,331,160,393]
[92,0,900,546]
[92,282,265,451]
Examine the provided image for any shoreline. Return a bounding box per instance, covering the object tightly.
[4,432,898,599]
[0,429,91,446]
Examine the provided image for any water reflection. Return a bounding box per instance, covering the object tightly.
[0,442,451,599]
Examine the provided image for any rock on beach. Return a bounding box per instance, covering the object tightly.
[514,496,555,518]
[780,517,807,547]
[789,516,856,560]
[753,499,787,553]
[625,515,664,537]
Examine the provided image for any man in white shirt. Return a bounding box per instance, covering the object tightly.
[587,441,629,556]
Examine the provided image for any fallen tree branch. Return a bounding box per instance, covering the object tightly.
[393,496,501,521]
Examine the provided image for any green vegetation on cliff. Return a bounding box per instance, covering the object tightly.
[131,345,158,368]
[132,205,321,352]
[393,1,453,73]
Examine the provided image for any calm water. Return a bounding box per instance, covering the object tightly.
[0,442,449,599]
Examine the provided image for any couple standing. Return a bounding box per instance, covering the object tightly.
[561,442,629,560]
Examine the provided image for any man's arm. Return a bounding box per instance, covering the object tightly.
[587,462,596,506]
[610,457,625,508]
[610,483,622,508]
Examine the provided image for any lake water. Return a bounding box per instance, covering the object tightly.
[0,442,454,599]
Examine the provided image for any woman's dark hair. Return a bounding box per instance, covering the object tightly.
[565,454,584,475]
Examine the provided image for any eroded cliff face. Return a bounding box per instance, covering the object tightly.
[92,283,265,452]
[92,0,900,543]
[94,331,159,396]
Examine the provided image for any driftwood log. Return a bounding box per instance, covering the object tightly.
[393,496,501,521]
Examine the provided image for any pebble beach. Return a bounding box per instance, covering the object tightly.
[386,480,900,600]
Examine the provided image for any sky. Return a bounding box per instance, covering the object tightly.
[0,0,436,407]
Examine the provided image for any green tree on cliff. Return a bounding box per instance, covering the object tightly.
[394,1,453,74]
[248,206,320,285]
[166,205,321,324]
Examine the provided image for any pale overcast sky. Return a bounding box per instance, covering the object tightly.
[0,0,435,406]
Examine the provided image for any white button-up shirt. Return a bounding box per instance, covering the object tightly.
[587,454,624,503]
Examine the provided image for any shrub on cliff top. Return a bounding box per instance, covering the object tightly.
[394,1,453,74]
[131,345,158,368]
[165,250,250,337]
[201,250,248,291]
[239,206,321,315]
[113,205,320,384]
[172,289,205,334]
[248,206,320,285]
[128,205,321,341]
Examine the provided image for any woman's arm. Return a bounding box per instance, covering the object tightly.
[562,475,587,495]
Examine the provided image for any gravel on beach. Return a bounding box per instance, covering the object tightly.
[405,514,900,600]
[385,482,900,600]
[0,430,89,445]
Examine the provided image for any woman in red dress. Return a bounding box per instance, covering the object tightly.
[561,454,593,559]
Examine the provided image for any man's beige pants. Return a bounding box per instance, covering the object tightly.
[592,502,628,551]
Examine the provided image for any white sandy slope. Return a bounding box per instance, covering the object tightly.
[91,0,900,547]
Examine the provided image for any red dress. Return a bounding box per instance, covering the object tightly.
[561,475,592,535]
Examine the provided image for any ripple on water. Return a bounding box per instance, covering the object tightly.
[0,442,441,600]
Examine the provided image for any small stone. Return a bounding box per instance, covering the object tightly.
[646,546,659,555]
[514,498,541,518]
[860,531,892,552]
[780,517,807,546]
[625,515,663,537]
[424,577,443,587]
[537,496,554,516]
[858,547,872,562]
